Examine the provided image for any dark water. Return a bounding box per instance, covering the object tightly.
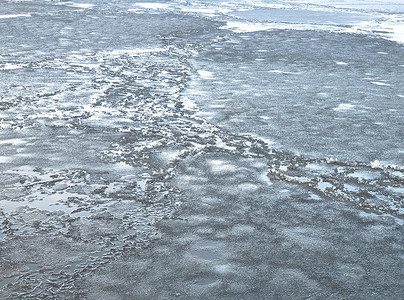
[0,0,403,298]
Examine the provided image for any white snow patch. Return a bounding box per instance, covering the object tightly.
[269,70,299,75]
[0,138,26,146]
[0,63,23,70]
[224,20,345,34]
[333,103,355,111]
[259,115,271,120]
[68,3,94,9]
[197,70,214,79]
[128,8,143,13]
[0,156,12,163]
[181,97,198,111]
[371,81,391,86]
[208,159,237,174]
[352,15,404,44]
[135,3,170,10]
[222,21,274,33]
[0,14,31,19]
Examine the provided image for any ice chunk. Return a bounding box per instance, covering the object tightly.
[370,160,382,168]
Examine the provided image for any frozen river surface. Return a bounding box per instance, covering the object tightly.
[0,0,403,298]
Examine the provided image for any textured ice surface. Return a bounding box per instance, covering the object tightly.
[79,154,404,299]
[185,30,404,164]
[0,0,403,299]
